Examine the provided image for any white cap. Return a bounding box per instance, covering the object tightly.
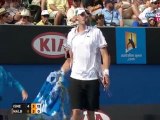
[76,8,86,15]
[150,0,157,3]
[41,10,49,16]
[21,9,30,16]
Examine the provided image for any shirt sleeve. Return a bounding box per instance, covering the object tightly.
[66,28,76,49]
[117,11,122,20]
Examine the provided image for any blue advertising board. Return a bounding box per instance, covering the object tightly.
[1,65,160,108]
[1,64,160,120]
[116,28,146,64]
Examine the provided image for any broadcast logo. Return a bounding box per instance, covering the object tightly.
[12,103,42,114]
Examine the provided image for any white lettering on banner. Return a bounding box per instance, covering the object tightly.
[32,32,67,58]
[121,53,142,62]
[83,111,110,120]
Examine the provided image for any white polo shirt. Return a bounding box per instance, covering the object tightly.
[67,26,107,80]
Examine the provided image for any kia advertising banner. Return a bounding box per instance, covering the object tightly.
[116,28,146,64]
[0,25,116,64]
[0,25,72,64]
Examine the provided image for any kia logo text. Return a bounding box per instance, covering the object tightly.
[32,32,67,58]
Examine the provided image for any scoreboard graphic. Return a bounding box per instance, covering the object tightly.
[12,103,42,114]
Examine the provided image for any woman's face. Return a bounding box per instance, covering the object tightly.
[149,19,156,26]
[97,18,105,26]
[41,15,49,24]
[0,13,9,23]
[73,0,81,7]
[107,2,115,10]
[10,1,20,8]
[145,0,151,7]
[150,1,159,9]
[21,16,29,23]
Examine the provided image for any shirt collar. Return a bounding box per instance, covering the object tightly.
[75,25,91,34]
